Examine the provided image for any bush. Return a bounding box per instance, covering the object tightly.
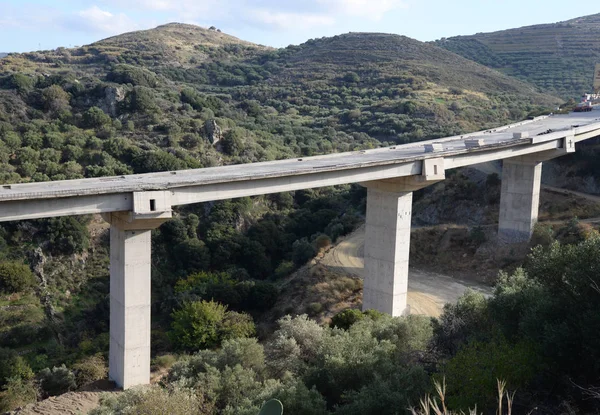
[292,238,316,267]
[38,364,76,396]
[0,348,34,388]
[314,234,332,252]
[442,338,538,411]
[330,309,364,330]
[152,354,177,371]
[72,355,107,387]
[83,107,111,129]
[174,239,211,273]
[248,282,278,311]
[170,300,255,351]
[90,385,213,415]
[0,261,36,294]
[0,377,38,413]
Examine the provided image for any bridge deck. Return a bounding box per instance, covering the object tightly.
[1,111,599,203]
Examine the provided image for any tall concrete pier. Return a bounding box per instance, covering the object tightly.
[498,159,542,243]
[103,192,171,388]
[362,159,444,316]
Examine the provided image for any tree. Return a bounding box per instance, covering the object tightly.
[41,85,70,113]
[330,309,364,330]
[41,216,90,255]
[221,128,245,156]
[83,107,111,129]
[170,300,255,351]
[0,261,36,294]
[174,239,211,273]
[343,72,360,83]
[0,348,34,388]
[292,238,316,267]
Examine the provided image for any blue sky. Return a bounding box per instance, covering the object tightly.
[1,0,599,52]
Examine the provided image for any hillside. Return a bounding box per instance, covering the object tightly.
[92,23,270,68]
[0,23,566,413]
[434,13,600,98]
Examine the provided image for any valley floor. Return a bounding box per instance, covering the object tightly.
[321,225,492,317]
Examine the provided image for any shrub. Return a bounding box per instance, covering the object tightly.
[72,355,107,387]
[174,239,211,273]
[314,234,332,252]
[170,300,255,351]
[152,354,177,371]
[469,226,486,245]
[83,107,111,129]
[330,309,364,330]
[0,348,34,388]
[442,338,538,411]
[38,364,77,396]
[0,377,38,413]
[90,385,213,415]
[292,238,316,266]
[41,216,90,255]
[248,282,278,311]
[107,64,159,87]
[0,261,36,294]
[306,302,323,316]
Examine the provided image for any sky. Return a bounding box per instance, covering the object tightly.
[1,0,599,53]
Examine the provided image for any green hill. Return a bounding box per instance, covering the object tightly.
[0,25,561,412]
[434,13,600,98]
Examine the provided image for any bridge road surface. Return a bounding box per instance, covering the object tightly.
[1,110,600,390]
[1,111,600,217]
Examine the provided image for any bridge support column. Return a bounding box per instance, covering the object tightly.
[103,191,172,389]
[498,142,575,243]
[361,159,444,316]
[498,159,542,243]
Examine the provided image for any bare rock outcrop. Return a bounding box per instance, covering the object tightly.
[102,86,125,117]
[205,119,222,145]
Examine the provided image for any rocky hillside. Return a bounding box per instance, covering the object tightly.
[434,13,600,98]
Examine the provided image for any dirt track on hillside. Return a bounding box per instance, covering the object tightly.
[321,226,492,317]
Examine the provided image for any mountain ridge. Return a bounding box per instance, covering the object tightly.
[434,13,600,97]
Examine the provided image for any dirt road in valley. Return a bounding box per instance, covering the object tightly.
[321,226,492,317]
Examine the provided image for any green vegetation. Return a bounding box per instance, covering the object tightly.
[0,19,593,413]
[435,13,600,98]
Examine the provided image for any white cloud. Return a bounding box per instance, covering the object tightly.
[249,9,335,30]
[317,0,408,20]
[70,6,138,35]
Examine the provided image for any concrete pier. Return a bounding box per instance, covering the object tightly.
[362,186,413,316]
[361,161,444,316]
[104,208,170,389]
[498,159,542,243]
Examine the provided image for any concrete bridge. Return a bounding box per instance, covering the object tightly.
[1,111,600,389]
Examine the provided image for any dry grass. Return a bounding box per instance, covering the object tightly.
[410,379,519,415]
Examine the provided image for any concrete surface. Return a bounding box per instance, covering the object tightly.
[106,214,168,389]
[498,159,542,242]
[2,111,600,223]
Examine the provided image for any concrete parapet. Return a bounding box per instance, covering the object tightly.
[424,143,444,153]
[465,139,485,149]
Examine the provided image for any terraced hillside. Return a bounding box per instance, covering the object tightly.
[269,32,551,95]
[434,13,600,98]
